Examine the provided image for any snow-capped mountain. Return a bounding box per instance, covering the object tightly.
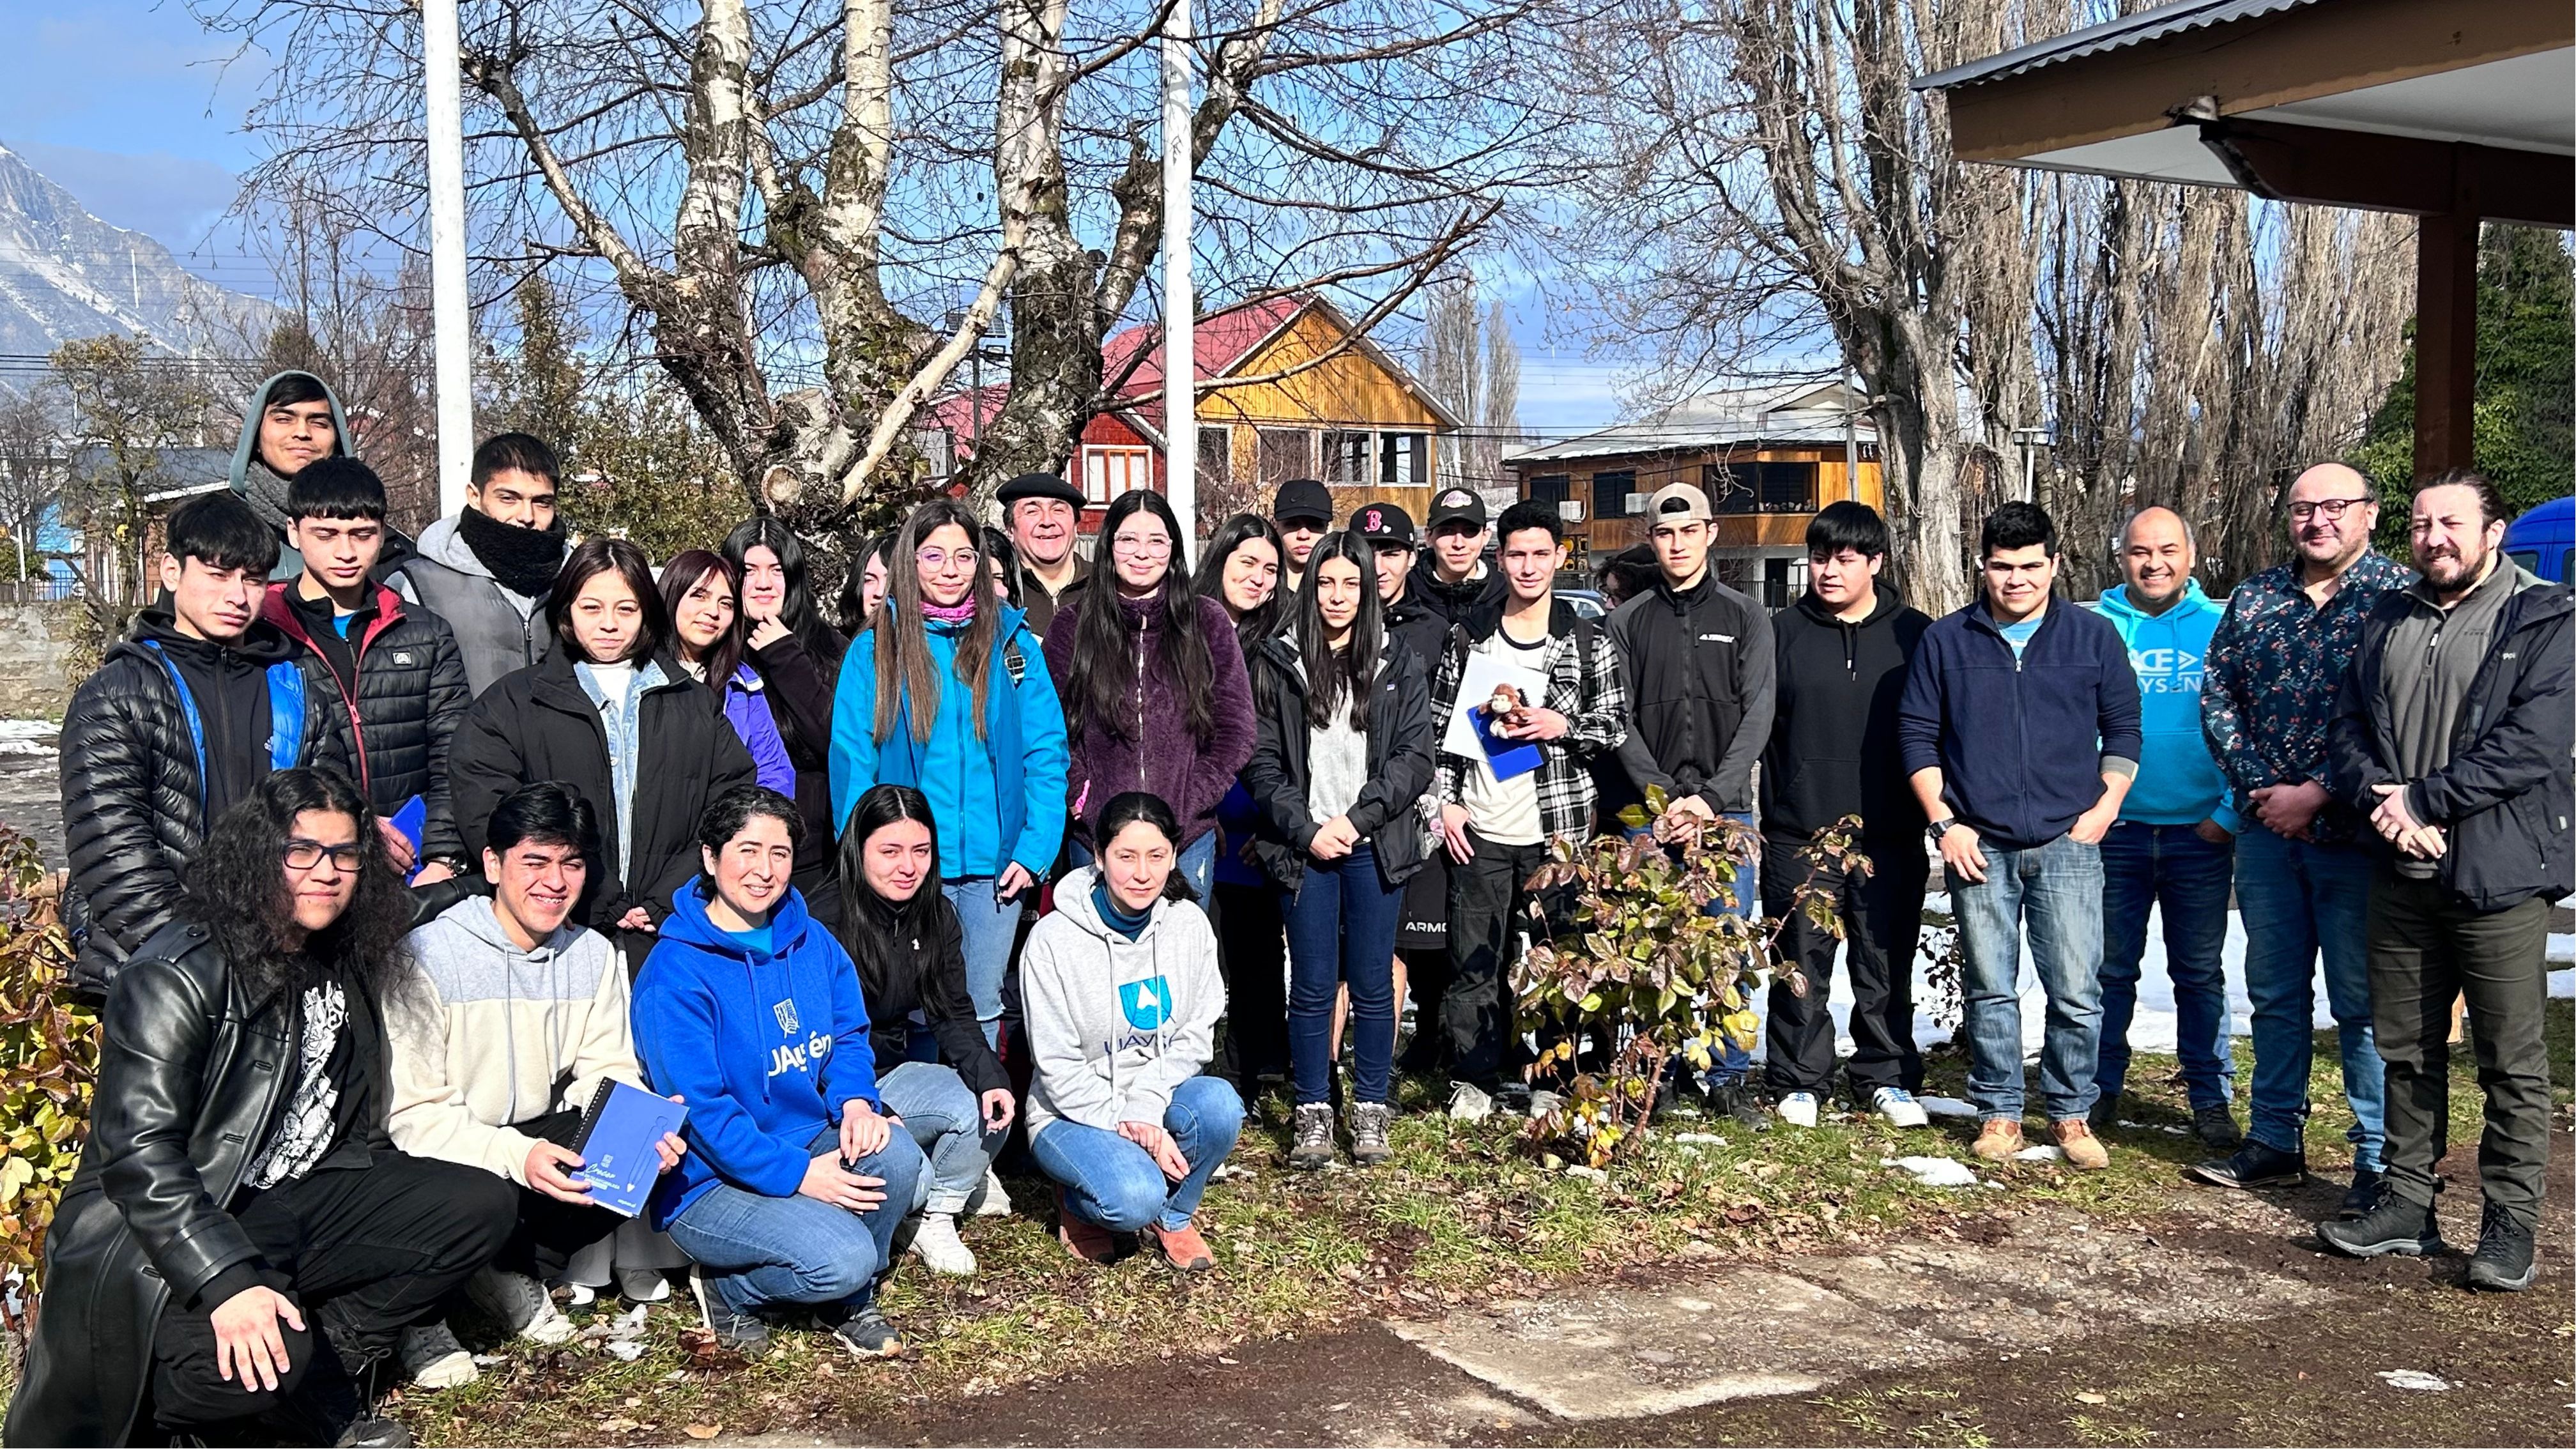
[0,141,269,358]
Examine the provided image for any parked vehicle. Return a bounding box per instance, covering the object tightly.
[2503,495,2572,583]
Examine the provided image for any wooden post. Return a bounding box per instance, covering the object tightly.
[2412,204,2480,480]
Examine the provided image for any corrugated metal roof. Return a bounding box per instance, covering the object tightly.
[1913,0,2326,92]
[1503,381,1874,466]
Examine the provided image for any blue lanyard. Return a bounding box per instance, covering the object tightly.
[140,640,306,815]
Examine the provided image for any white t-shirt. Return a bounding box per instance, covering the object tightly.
[1459,627,1549,847]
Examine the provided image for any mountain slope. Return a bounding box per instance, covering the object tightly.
[0,141,270,358]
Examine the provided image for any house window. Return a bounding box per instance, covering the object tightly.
[1380,433,1427,486]
[1526,473,1570,506]
[1759,461,1818,511]
[1083,446,1152,503]
[1322,430,1373,484]
[1706,461,1816,514]
[1256,427,1313,486]
[1591,470,1639,518]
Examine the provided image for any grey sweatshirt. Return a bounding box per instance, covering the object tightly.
[1020,864,1227,1137]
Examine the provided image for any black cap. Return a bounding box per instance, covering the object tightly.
[1271,477,1333,525]
[998,472,1085,509]
[1426,486,1486,532]
[1351,500,1416,548]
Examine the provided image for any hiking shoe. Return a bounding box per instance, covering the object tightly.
[1151,1218,1216,1273]
[2051,1118,2110,1170]
[1351,1102,1395,1167]
[1707,1083,1772,1133]
[1290,1103,1338,1170]
[689,1267,773,1359]
[2192,1104,2244,1151]
[1055,1188,1117,1263]
[463,1267,574,1346]
[2339,1166,2387,1220]
[2087,1089,2122,1130]
[968,1167,1014,1218]
[396,1321,477,1389]
[2317,1190,2443,1259]
[827,1306,905,1358]
[907,1212,977,1276]
[2185,1139,2307,1191]
[2467,1202,2537,1292]
[1870,1087,1929,1129]
[1971,1117,2024,1162]
[1775,1091,1821,1128]
[1447,1082,1494,1122]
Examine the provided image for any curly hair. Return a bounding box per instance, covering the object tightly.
[180,767,418,1004]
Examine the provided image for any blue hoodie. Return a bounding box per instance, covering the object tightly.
[827,605,1069,880]
[630,880,881,1226]
[2096,580,2237,833]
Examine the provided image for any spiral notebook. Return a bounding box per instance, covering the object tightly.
[571,1078,686,1218]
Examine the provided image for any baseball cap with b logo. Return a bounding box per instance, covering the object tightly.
[1353,502,1416,548]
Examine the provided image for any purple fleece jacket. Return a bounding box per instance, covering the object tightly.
[1043,592,1254,850]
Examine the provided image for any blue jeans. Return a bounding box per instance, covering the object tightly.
[1628,812,1759,1088]
[1070,831,1218,903]
[1282,841,1406,1106]
[875,1061,993,1216]
[1031,1075,1245,1232]
[1950,832,2104,1123]
[943,877,1020,1048]
[2097,820,2235,1110]
[2232,825,2383,1168]
[666,1126,925,1318]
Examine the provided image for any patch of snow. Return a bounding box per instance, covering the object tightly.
[2376,1369,2450,1392]
[2011,1144,2067,1162]
[1883,1155,1979,1188]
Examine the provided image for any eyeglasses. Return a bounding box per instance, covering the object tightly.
[283,839,365,871]
[916,547,980,573]
[2286,496,2372,523]
[1112,534,1173,556]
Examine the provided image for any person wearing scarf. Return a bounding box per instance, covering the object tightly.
[385,433,573,697]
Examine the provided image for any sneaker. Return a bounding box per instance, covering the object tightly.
[463,1267,573,1346]
[1971,1117,2025,1162]
[1151,1218,1216,1272]
[1350,1101,1395,1167]
[1870,1087,1929,1129]
[2339,1166,2387,1220]
[827,1305,905,1358]
[2192,1104,2244,1151]
[1775,1091,1821,1128]
[2050,1118,2110,1170]
[397,1321,477,1389]
[335,1418,417,1448]
[907,1212,977,1276]
[2317,1189,2444,1259]
[2087,1089,2122,1130]
[1526,1087,1565,1119]
[1289,1103,1338,1170]
[689,1266,773,1359]
[1447,1082,1494,1122]
[2185,1139,2308,1191]
[1056,1188,1117,1263]
[968,1166,1014,1218]
[1707,1082,1772,1133]
[2467,1202,2538,1292]
[617,1267,670,1304]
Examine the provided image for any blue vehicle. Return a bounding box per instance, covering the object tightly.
[2503,495,2573,583]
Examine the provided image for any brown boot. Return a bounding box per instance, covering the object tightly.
[2051,1118,2110,1170]
[1151,1218,1215,1272]
[1057,1188,1117,1263]
[1971,1117,2024,1161]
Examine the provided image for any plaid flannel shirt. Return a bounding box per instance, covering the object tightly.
[1429,606,1629,847]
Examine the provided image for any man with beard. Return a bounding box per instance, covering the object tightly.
[385,434,569,697]
[2315,470,2570,1292]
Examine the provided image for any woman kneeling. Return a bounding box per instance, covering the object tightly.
[1022,792,1243,1269]
[634,786,925,1358]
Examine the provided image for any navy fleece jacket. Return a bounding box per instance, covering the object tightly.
[632,881,882,1226]
[1896,597,2143,851]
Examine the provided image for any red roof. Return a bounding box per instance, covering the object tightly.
[1098,296,1305,398]
[919,383,1011,440]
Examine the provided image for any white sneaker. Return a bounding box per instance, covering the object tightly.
[1527,1088,1565,1119]
[968,1167,1014,1218]
[907,1212,978,1276]
[1872,1086,1931,1129]
[1447,1082,1494,1121]
[617,1267,670,1303]
[463,1267,576,1345]
[1776,1091,1821,1128]
[399,1321,479,1389]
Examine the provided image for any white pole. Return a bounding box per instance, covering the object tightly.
[424,0,475,518]
[1160,0,1196,548]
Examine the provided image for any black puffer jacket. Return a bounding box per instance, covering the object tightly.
[1241,629,1435,893]
[450,650,756,958]
[264,581,471,863]
[59,611,348,995]
[2,921,392,1448]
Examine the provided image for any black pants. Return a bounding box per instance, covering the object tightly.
[2368,873,2554,1227]
[151,1151,516,1432]
[1211,880,1289,1090]
[494,1110,630,1282]
[1428,832,1551,1092]
[1759,832,1929,1097]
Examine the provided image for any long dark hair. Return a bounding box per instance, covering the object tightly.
[1282,529,1382,732]
[549,537,670,664]
[834,532,894,636]
[1094,790,1195,903]
[180,767,416,1000]
[832,783,944,1005]
[1068,489,1213,746]
[658,548,745,686]
[873,499,1000,744]
[721,516,826,640]
[1193,512,1286,656]
[981,526,1023,608]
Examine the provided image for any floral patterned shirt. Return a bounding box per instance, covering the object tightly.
[2201,550,2415,844]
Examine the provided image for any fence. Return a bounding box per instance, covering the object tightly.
[0,577,80,605]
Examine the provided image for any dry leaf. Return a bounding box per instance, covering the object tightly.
[685,1423,723,1439]
[597,1418,641,1434]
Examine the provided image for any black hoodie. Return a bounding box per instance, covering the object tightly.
[1761,587,1932,841]
[839,886,1009,1098]
[126,608,305,823]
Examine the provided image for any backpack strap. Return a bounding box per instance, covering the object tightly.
[1002,635,1027,686]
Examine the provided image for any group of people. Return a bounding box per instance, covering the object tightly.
[6,365,2564,1449]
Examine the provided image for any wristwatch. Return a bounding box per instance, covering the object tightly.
[1926,818,1957,846]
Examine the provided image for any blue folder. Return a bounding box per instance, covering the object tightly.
[572,1079,686,1218]
[390,796,427,882]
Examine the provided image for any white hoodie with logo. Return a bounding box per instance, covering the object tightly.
[1020,864,1226,1137]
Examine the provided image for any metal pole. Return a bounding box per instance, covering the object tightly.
[424,0,475,518]
[1160,0,1196,547]
[1842,375,1860,502]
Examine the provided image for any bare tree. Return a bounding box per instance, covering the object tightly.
[0,388,59,578]
[1416,273,1520,494]
[51,337,222,600]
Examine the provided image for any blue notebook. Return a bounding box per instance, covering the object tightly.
[1471,706,1545,783]
[389,796,427,882]
[572,1079,686,1218]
